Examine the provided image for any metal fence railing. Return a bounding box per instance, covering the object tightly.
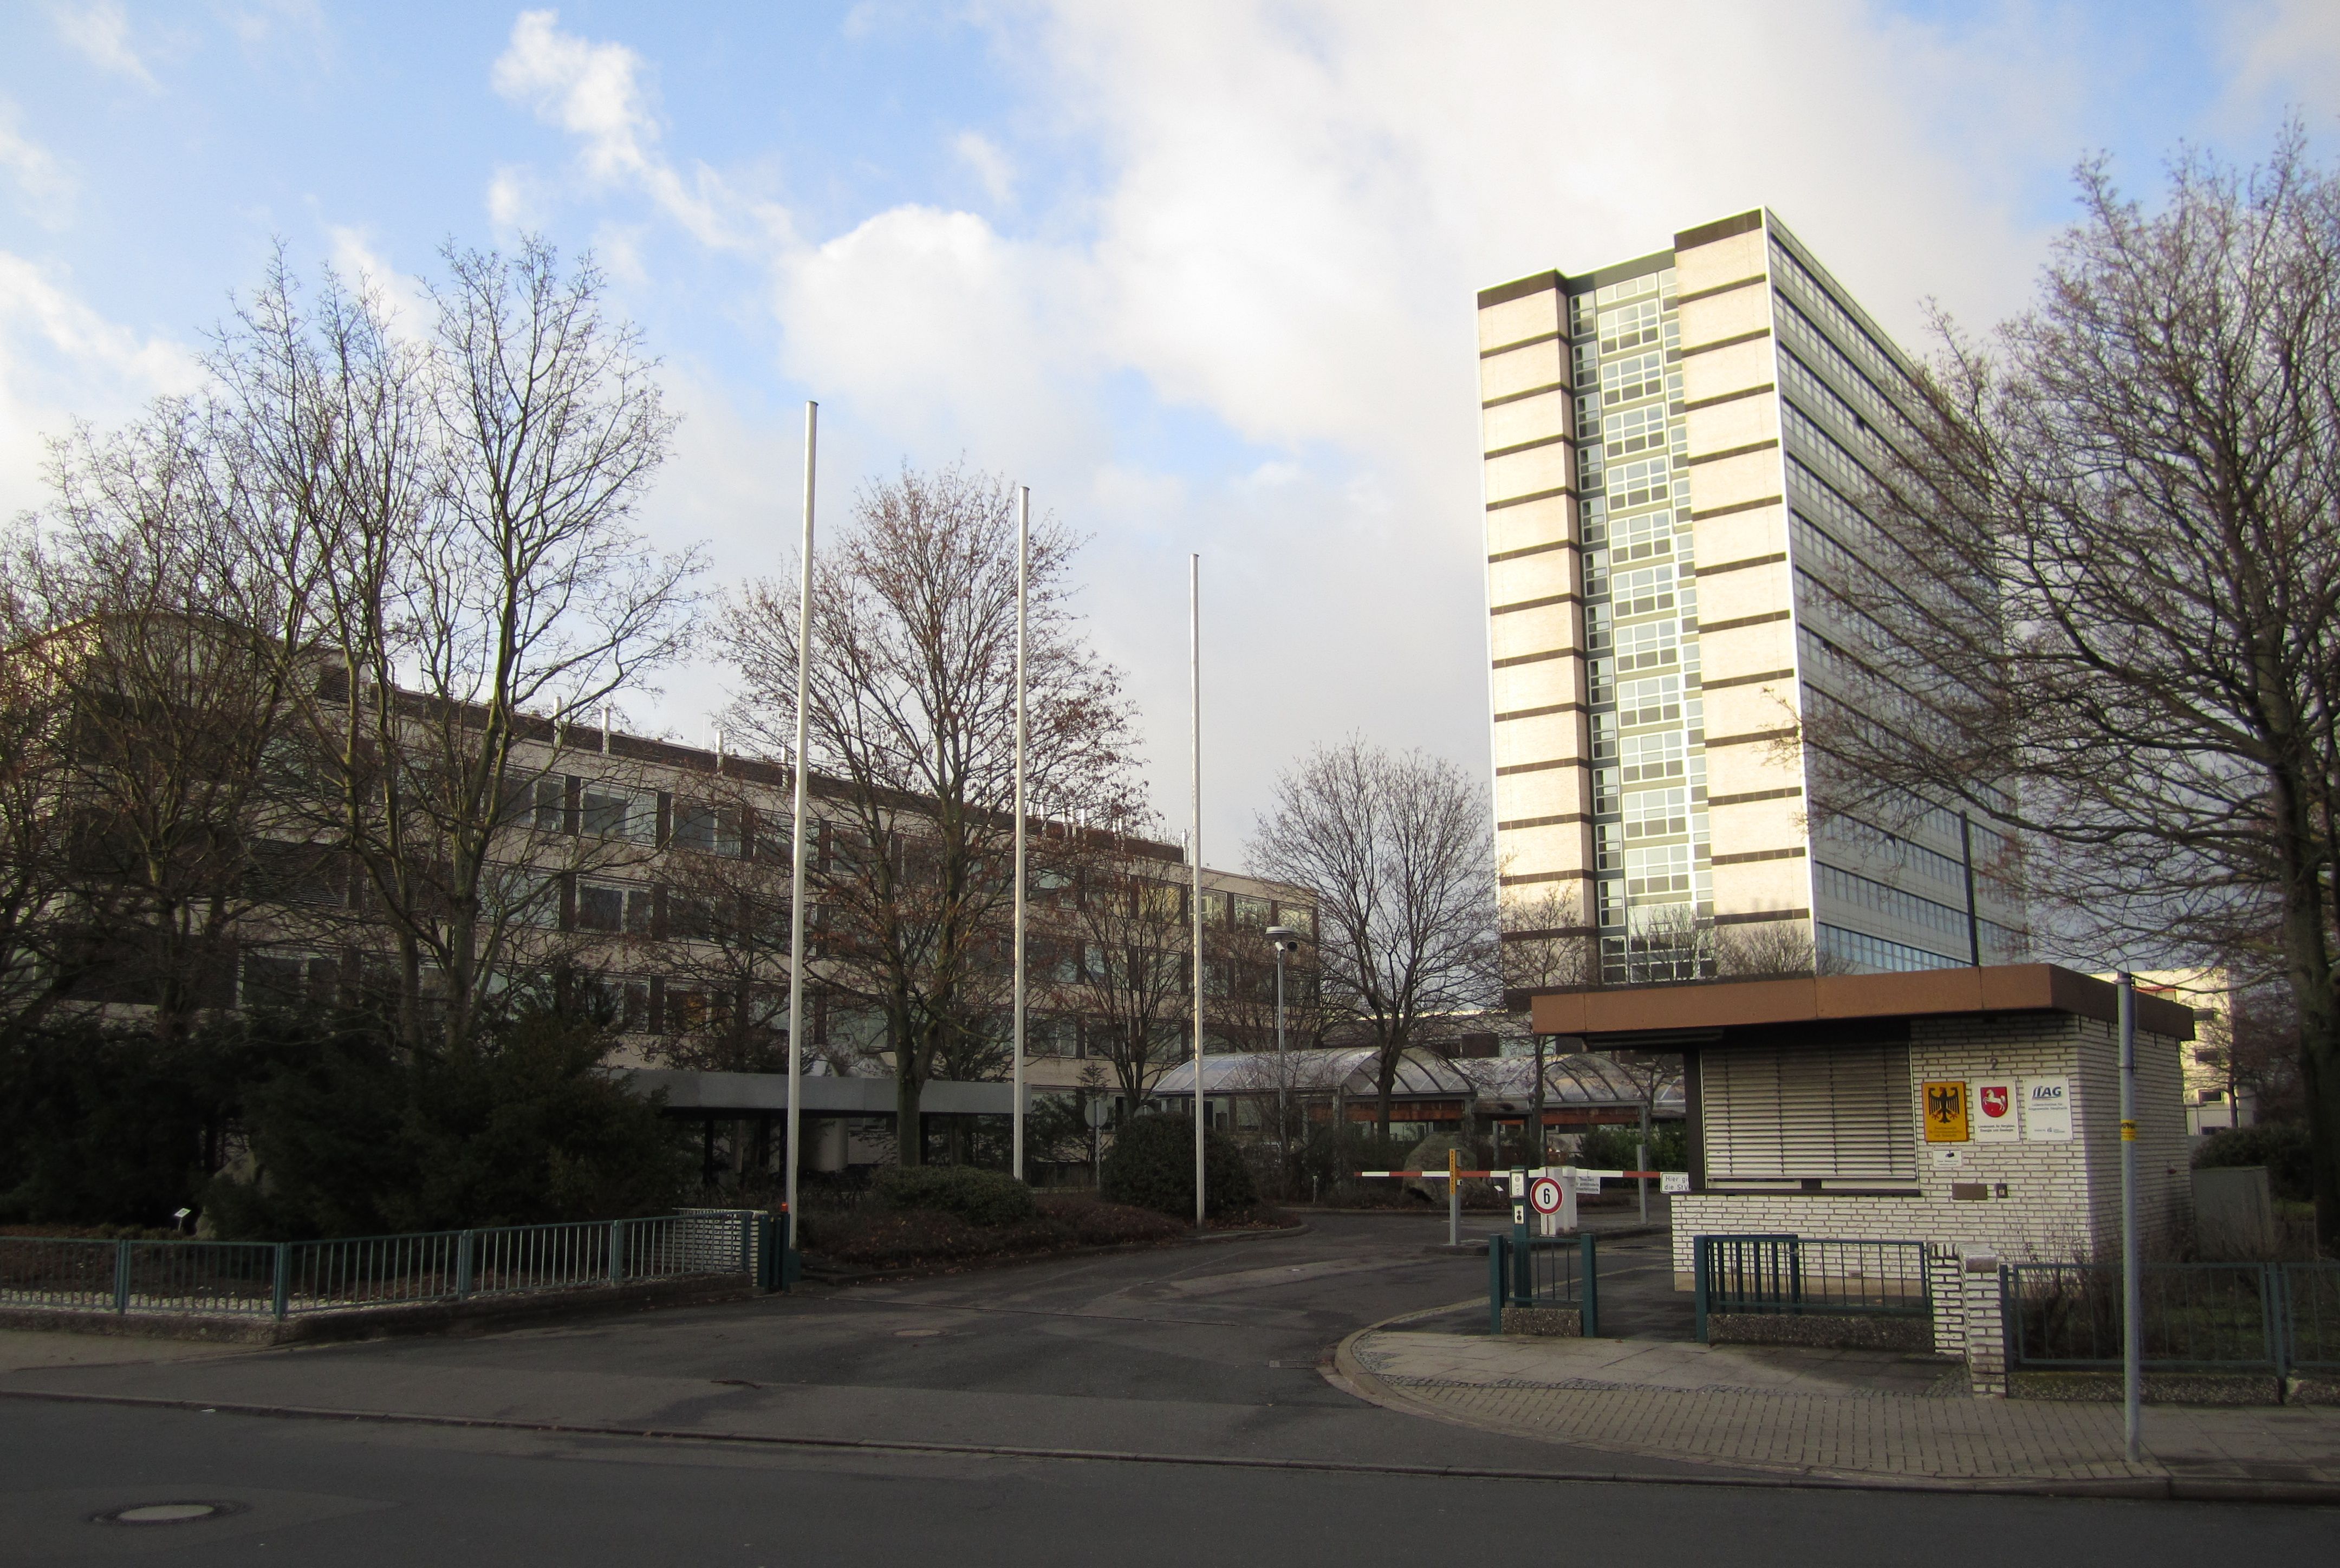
[1488,1233,1600,1336]
[0,1209,789,1322]
[2004,1260,2340,1377]
[1692,1235,1930,1342]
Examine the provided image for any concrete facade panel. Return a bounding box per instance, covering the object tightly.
[1481,389,1571,452]
[1489,605,1574,662]
[1486,497,1572,557]
[1682,449,1784,515]
[1490,550,1575,606]
[1491,658,1583,712]
[1484,444,1571,504]
[1709,793,1808,853]
[1685,393,1777,459]
[1481,340,1565,401]
[1681,337,1776,404]
[1712,856,1812,914]
[1497,767,1587,821]
[1692,503,1789,568]
[1677,285,1770,353]
[1493,713,1578,769]
[1694,558,1793,628]
[1674,226,1767,298]
[1479,288,1561,354]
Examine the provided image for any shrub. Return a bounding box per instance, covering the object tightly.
[2193,1122,2312,1203]
[1575,1121,1686,1172]
[1100,1115,1255,1219]
[801,1194,1185,1268]
[874,1163,1037,1226]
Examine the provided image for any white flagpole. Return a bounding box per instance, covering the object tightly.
[784,402,816,1234]
[1012,485,1030,1182]
[1190,553,1205,1229]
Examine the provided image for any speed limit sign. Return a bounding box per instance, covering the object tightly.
[1528,1175,1565,1216]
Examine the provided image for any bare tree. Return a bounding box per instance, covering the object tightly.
[1499,883,1591,1004]
[722,466,1140,1164]
[1038,812,1194,1120]
[214,242,698,1051]
[6,402,328,1040]
[1798,133,2340,1246]
[1249,739,1498,1138]
[631,780,793,1072]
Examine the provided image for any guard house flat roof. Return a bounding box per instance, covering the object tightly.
[1527,962,2195,1045]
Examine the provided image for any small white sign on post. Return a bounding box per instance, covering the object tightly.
[1659,1171,1689,1195]
[2021,1076,2073,1141]
[1972,1079,2021,1144]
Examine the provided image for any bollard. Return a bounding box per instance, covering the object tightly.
[1446,1147,1461,1248]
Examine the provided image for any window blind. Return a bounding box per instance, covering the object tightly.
[1701,1040,1914,1180]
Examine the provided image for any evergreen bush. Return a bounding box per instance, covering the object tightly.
[1100,1115,1256,1219]
[873,1163,1037,1226]
[2192,1122,2311,1203]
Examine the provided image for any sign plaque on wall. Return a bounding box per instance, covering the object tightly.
[1921,1080,1970,1142]
[2020,1076,2073,1142]
[1971,1079,2021,1143]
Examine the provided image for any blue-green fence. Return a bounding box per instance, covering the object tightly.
[1487,1233,1599,1335]
[1691,1235,1930,1342]
[2004,1260,2340,1377]
[0,1209,798,1320]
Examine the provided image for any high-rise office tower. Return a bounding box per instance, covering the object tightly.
[1478,210,2025,986]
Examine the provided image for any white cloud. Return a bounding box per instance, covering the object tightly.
[50,1,157,89]
[0,102,75,226]
[489,9,759,250]
[482,2,2285,855]
[953,130,1016,205]
[323,226,430,342]
[2217,0,2340,120]
[0,251,200,518]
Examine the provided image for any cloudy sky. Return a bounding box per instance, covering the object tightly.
[2,1,2334,866]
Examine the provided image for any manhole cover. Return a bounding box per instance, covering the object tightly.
[92,1501,245,1526]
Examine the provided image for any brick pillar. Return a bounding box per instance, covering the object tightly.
[1960,1248,2006,1397]
[1928,1244,1966,1358]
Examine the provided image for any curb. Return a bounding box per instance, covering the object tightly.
[1324,1316,2340,1505]
[6,1383,2335,1505]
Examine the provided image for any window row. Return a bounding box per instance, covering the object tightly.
[1766,240,1924,408]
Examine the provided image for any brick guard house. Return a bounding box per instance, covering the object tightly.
[1528,964,2193,1287]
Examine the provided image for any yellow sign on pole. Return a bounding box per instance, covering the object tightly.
[1923,1081,1970,1142]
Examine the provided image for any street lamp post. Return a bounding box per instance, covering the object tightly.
[1265,925,1301,1188]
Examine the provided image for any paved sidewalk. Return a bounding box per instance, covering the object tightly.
[1339,1322,2340,1494]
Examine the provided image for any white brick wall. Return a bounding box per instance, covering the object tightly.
[1672,1013,2192,1281]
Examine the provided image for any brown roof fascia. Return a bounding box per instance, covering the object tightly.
[1529,962,2193,1042]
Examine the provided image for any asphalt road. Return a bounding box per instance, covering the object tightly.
[2,1212,2334,1563]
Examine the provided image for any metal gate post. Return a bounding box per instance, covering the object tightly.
[2265,1263,2287,1380]
[1693,1238,1709,1343]
[1488,1235,1507,1334]
[608,1219,625,1284]
[113,1239,131,1314]
[454,1231,474,1300]
[271,1242,289,1320]
[1581,1232,1600,1338]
